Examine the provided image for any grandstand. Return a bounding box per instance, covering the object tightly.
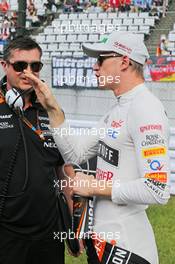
[0,0,175,123]
[36,11,156,59]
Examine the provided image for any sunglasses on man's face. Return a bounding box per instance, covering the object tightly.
[97,54,122,66]
[7,60,43,72]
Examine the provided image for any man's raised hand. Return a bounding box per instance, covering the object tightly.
[23,70,64,127]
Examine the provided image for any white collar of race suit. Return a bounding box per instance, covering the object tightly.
[115,83,148,104]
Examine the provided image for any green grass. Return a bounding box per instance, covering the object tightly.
[65,196,175,264]
[147,196,175,264]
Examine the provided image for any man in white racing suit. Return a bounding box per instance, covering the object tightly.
[23,31,170,264]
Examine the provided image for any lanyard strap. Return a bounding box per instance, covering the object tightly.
[21,113,45,141]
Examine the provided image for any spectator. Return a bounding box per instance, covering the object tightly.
[132,0,147,12]
[145,0,153,11]
[118,0,131,12]
[72,0,83,12]
[149,2,162,18]
[0,0,9,14]
[154,0,163,6]
[125,0,131,11]
[0,15,10,40]
[44,0,61,11]
[27,0,41,28]
[160,35,169,55]
[109,0,120,12]
[130,1,138,12]
[84,2,97,12]
[9,12,17,39]
[31,15,41,28]
[93,1,103,12]
[91,0,98,5]
[84,2,94,12]
[63,0,78,12]
[100,0,110,12]
[27,0,37,17]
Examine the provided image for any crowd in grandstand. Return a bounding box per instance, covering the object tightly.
[0,0,171,51]
[54,0,166,14]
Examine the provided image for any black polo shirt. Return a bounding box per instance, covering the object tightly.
[0,99,64,238]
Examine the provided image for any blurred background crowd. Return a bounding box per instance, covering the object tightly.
[0,0,169,41]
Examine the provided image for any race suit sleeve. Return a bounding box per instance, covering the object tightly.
[112,95,170,205]
[51,119,104,164]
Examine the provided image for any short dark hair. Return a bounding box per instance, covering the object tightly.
[3,36,42,61]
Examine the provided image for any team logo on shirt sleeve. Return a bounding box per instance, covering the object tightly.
[144,172,167,183]
[144,178,167,198]
[139,124,162,133]
[142,147,166,158]
[148,159,164,171]
[141,134,165,147]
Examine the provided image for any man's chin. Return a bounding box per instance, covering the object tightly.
[98,83,110,90]
[18,84,33,91]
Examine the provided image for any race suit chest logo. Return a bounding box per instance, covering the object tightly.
[98,140,120,167]
[140,124,162,133]
[107,120,124,139]
[107,128,119,139]
[141,134,165,147]
[142,147,166,158]
[111,120,124,128]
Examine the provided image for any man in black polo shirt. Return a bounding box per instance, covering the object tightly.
[0,37,65,264]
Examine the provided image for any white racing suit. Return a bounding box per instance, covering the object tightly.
[51,83,170,264]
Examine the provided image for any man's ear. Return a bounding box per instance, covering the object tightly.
[121,56,130,71]
[1,60,8,72]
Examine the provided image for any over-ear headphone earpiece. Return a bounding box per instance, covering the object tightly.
[1,75,36,110]
[5,88,24,110]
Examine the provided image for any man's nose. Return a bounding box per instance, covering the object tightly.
[93,63,100,72]
[26,64,33,72]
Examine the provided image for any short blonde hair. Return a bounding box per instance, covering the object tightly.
[130,60,144,79]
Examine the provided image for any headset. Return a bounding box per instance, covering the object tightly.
[0,76,37,111]
[5,87,34,111]
[5,88,25,110]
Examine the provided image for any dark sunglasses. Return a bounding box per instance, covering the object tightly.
[7,60,43,72]
[97,54,122,66]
